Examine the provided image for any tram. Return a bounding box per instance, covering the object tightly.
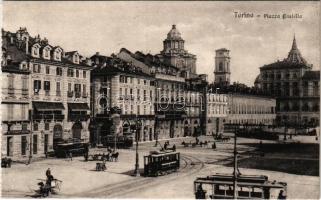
[194,173,287,199]
[144,151,180,177]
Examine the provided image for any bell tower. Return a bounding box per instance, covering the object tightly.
[214,48,231,86]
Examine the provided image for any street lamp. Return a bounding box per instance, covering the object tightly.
[133,118,142,177]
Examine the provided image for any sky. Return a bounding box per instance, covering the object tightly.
[2,1,320,85]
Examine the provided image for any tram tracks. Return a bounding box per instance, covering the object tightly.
[66,153,205,198]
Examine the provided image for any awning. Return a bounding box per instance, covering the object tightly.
[33,101,65,111]
[68,103,90,111]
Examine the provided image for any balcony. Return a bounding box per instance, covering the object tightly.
[75,92,81,98]
[69,114,90,121]
[67,91,74,98]
[33,114,43,121]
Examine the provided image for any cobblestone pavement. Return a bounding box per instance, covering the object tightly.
[1,135,319,198]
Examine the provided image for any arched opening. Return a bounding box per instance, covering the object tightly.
[53,124,63,150]
[219,62,223,71]
[184,120,189,137]
[143,126,148,141]
[72,122,82,140]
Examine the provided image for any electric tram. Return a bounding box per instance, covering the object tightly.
[194,173,287,199]
[143,150,180,177]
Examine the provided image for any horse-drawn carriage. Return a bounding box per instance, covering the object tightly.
[144,150,180,177]
[34,178,62,197]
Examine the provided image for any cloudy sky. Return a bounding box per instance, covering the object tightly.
[3,1,320,85]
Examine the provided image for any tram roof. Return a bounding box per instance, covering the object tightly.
[148,151,179,157]
[194,178,286,189]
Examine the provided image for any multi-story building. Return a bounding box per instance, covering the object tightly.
[227,94,276,125]
[90,54,155,144]
[256,36,320,126]
[205,93,228,136]
[1,28,92,159]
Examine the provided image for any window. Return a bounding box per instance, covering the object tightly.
[33,64,41,73]
[137,89,140,100]
[45,50,49,58]
[45,123,50,130]
[56,82,61,96]
[219,62,223,71]
[144,90,146,101]
[44,81,50,91]
[33,135,38,154]
[137,105,140,115]
[68,83,72,92]
[21,136,27,155]
[144,80,147,85]
[46,66,50,74]
[34,80,41,94]
[56,67,62,76]
[76,70,79,78]
[34,123,38,131]
[67,68,74,77]
[83,71,86,78]
[22,123,28,131]
[74,84,81,97]
[83,84,86,96]
[137,78,140,84]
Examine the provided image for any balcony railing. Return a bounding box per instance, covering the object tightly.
[67,91,74,98]
[33,114,64,121]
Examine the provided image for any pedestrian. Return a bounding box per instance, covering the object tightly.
[212,142,216,150]
[69,151,73,161]
[46,168,51,178]
[278,190,286,200]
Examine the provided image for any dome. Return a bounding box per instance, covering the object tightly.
[167,25,182,40]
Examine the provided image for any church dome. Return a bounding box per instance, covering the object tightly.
[167,25,182,40]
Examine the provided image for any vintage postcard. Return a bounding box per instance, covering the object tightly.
[1,1,320,199]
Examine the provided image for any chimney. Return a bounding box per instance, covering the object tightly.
[96,52,99,56]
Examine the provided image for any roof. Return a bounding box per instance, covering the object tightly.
[260,60,311,70]
[166,24,183,40]
[261,36,311,70]
[216,48,229,52]
[302,71,320,80]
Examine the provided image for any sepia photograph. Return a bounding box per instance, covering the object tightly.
[1,1,320,199]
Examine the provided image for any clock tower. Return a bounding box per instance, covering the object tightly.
[214,48,231,86]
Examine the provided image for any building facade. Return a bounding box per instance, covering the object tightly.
[256,36,320,126]
[227,94,276,125]
[1,28,91,159]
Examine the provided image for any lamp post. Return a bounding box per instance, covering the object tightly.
[232,123,238,200]
[133,118,142,177]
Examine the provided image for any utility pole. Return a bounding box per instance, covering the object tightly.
[134,116,141,177]
[233,124,238,199]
